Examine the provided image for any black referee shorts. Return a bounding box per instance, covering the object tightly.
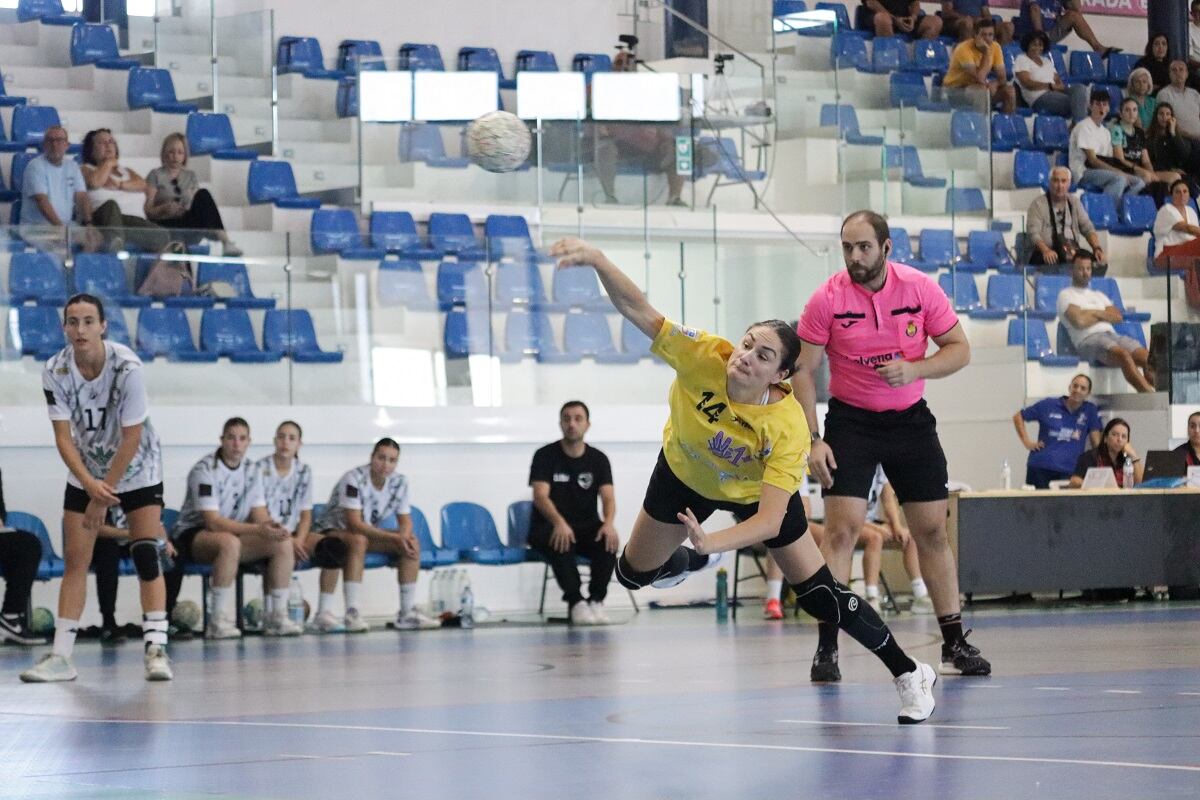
[63,482,164,515]
[822,397,948,504]
[641,451,809,549]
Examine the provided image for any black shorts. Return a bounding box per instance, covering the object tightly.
[172,526,204,562]
[63,482,164,515]
[822,397,948,504]
[641,451,808,549]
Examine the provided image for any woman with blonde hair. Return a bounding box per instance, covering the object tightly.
[1125,67,1156,131]
[145,132,241,256]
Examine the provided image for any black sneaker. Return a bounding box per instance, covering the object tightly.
[810,644,842,682]
[939,629,992,676]
[167,623,194,641]
[0,614,43,646]
[99,624,126,647]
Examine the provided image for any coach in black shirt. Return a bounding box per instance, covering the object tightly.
[528,401,618,625]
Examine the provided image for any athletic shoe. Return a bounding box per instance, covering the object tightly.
[587,600,610,625]
[762,598,784,620]
[910,595,935,615]
[810,644,841,682]
[263,612,303,637]
[167,623,194,641]
[143,645,173,681]
[343,608,370,633]
[205,613,242,640]
[570,601,597,626]
[20,653,78,683]
[939,630,992,676]
[312,610,341,633]
[0,614,42,646]
[651,551,723,589]
[894,661,937,724]
[99,624,126,647]
[395,610,440,631]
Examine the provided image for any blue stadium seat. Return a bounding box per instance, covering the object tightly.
[950,109,987,149]
[310,208,384,259]
[276,36,342,79]
[1109,194,1155,236]
[1091,277,1151,322]
[335,76,358,118]
[8,252,67,305]
[1068,51,1105,85]
[1033,114,1069,152]
[185,113,258,160]
[398,43,444,71]
[135,308,217,363]
[1055,322,1090,363]
[888,226,918,267]
[11,306,64,358]
[572,52,612,79]
[565,312,628,360]
[17,0,80,24]
[379,507,458,569]
[884,145,946,188]
[865,36,909,74]
[70,23,138,69]
[963,230,1015,273]
[1114,320,1146,348]
[127,68,197,114]
[3,511,64,580]
[515,49,559,75]
[73,253,150,308]
[915,229,958,272]
[101,304,131,346]
[1080,192,1115,231]
[888,71,947,111]
[442,307,491,358]
[830,32,869,70]
[797,2,852,37]
[500,309,575,363]
[336,39,385,73]
[819,104,883,145]
[9,105,61,148]
[369,211,440,259]
[495,260,548,307]
[1007,318,1078,364]
[485,214,544,261]
[246,161,320,209]
[436,260,487,310]
[195,262,275,309]
[695,137,767,184]
[263,309,342,362]
[428,212,483,258]
[985,273,1026,314]
[377,259,436,310]
[1105,52,1137,86]
[1001,43,1022,81]
[909,39,948,75]
[458,46,511,88]
[551,265,604,307]
[0,159,16,203]
[1033,274,1070,320]
[8,153,36,196]
[440,502,525,565]
[506,499,534,550]
[946,187,986,214]
[0,71,29,107]
[199,308,280,362]
[618,317,653,360]
[1013,149,1050,189]
[937,272,983,313]
[991,113,1031,152]
[399,123,470,168]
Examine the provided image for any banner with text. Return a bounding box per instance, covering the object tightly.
[989,0,1147,18]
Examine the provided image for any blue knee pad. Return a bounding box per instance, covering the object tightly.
[129,539,162,581]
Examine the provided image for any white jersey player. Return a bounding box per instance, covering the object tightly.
[254,420,315,619]
[21,294,172,684]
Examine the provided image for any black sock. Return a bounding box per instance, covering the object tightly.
[816,621,839,650]
[938,613,963,646]
[102,614,118,629]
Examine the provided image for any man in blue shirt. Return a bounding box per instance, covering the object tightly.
[1012,374,1103,488]
[1020,0,1118,56]
[20,126,93,230]
[941,1,1013,45]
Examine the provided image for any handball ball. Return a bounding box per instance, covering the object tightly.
[172,599,201,631]
[466,111,532,173]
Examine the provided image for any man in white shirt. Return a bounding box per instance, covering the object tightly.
[1189,2,1200,82]
[1056,251,1154,392]
[1157,60,1200,142]
[1069,90,1145,204]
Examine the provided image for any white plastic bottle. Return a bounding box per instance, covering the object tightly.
[460,584,474,629]
[1001,459,1012,490]
[287,576,304,625]
[1123,457,1135,489]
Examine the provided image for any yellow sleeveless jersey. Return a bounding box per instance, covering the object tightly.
[650,318,810,503]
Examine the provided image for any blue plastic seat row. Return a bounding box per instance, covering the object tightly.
[937,272,1027,319]
[377,258,609,313]
[127,68,197,114]
[70,23,139,70]
[16,0,81,25]
[1079,193,1156,237]
[0,105,66,152]
[186,112,258,160]
[246,160,319,209]
[444,308,647,362]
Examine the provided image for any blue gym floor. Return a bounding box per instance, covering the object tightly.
[2,604,1198,799]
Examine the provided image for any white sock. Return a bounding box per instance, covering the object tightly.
[864,584,880,600]
[318,592,337,616]
[52,618,79,658]
[399,583,417,616]
[911,578,928,599]
[211,586,232,619]
[766,579,783,602]
[142,611,168,648]
[344,581,362,614]
[270,589,288,616]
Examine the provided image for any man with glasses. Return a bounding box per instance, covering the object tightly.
[20,126,95,240]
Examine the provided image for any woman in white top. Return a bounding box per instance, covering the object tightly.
[80,128,169,254]
[1152,179,1200,268]
[1013,31,1087,122]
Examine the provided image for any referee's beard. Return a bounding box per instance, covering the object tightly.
[847,251,887,286]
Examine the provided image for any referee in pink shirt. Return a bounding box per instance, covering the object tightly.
[792,210,991,681]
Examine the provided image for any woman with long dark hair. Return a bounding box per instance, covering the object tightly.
[1069,417,1144,488]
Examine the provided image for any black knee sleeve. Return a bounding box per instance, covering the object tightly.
[793,565,891,651]
[129,539,162,582]
[615,547,691,591]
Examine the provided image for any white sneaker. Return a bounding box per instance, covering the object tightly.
[570,601,597,626]
[910,595,935,615]
[651,550,723,589]
[343,608,370,633]
[312,609,341,633]
[395,610,440,630]
[20,653,78,683]
[587,600,610,625]
[263,611,304,637]
[205,612,242,640]
[894,661,937,724]
[144,644,174,681]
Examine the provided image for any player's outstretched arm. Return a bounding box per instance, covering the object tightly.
[549,238,664,339]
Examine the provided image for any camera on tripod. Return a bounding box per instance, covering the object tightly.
[713,53,735,75]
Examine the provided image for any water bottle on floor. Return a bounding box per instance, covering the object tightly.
[287,576,304,625]
[460,584,474,629]
[715,568,728,623]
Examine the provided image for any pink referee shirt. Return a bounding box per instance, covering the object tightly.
[797,261,960,412]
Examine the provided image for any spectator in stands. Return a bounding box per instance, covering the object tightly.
[1026,165,1106,269]
[1057,250,1155,392]
[1189,2,1200,84]
[145,133,242,257]
[594,51,685,207]
[943,17,1016,114]
[1020,0,1119,56]
[1152,179,1200,269]
[19,125,100,251]
[1126,68,1157,131]
[864,0,943,40]
[1146,102,1200,179]
[0,467,44,645]
[1135,34,1172,94]
[1155,61,1200,144]
[1110,98,1186,205]
[1014,30,1087,120]
[940,1,1012,44]
[1069,417,1143,487]
[1174,410,1200,466]
[165,418,299,639]
[81,128,170,254]
[1069,90,1146,204]
[1012,374,1103,488]
[527,401,618,626]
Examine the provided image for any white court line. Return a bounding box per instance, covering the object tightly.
[779,719,1009,731]
[1034,687,1071,692]
[3,714,1197,774]
[959,684,1005,689]
[1103,690,1142,695]
[1178,692,1200,697]
[278,754,355,762]
[367,751,411,757]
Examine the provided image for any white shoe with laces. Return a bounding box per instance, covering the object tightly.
[263,611,304,637]
[312,609,341,633]
[343,608,370,633]
[205,613,242,640]
[20,653,78,683]
[395,610,440,630]
[144,644,173,681]
[894,661,937,724]
[570,601,597,626]
[587,600,610,625]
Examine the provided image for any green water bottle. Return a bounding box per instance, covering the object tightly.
[715,567,729,623]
